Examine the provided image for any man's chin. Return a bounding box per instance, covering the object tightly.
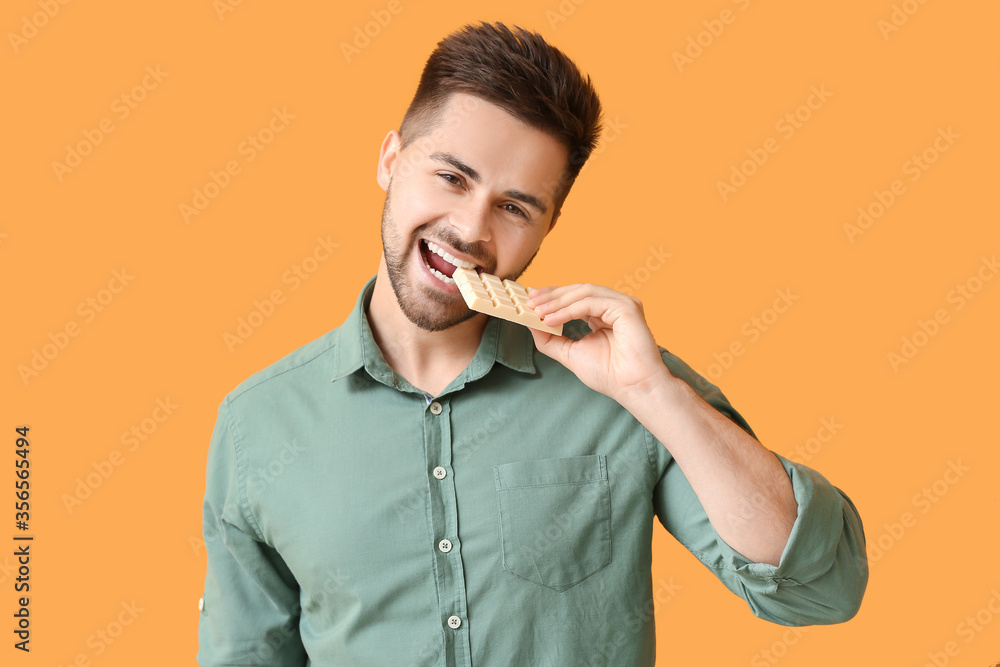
[399,300,480,332]
[385,254,480,331]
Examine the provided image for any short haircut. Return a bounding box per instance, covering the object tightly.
[398,21,604,214]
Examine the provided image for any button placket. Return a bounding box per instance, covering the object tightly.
[421,396,471,664]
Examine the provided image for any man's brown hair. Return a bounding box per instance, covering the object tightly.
[398,21,604,215]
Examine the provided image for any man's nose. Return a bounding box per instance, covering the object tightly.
[451,200,492,244]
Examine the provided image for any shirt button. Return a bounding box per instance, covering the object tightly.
[433,466,447,479]
[198,597,204,611]
[438,539,452,553]
[429,401,443,415]
[447,615,462,629]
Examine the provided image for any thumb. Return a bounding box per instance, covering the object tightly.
[530,328,573,364]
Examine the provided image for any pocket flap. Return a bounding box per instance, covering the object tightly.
[495,454,607,489]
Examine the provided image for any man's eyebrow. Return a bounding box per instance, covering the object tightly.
[431,152,481,183]
[429,151,548,216]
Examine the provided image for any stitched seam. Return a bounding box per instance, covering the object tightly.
[230,338,341,401]
[499,479,605,490]
[224,396,266,542]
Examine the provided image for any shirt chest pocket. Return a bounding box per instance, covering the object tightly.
[493,454,611,592]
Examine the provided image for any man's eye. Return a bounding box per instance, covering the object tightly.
[502,203,526,218]
[439,173,461,186]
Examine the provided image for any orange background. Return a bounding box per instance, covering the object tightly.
[3,0,999,664]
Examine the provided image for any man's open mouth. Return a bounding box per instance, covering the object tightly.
[419,239,480,284]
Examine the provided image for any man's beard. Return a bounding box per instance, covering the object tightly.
[379,184,540,332]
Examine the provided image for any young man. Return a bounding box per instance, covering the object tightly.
[197,22,868,666]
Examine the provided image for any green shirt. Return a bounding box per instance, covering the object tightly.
[197,276,868,666]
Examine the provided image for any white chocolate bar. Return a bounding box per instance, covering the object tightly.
[452,267,563,336]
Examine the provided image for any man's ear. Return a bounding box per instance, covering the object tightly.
[547,208,561,235]
[376,130,401,192]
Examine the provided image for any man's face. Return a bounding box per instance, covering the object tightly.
[376,92,569,332]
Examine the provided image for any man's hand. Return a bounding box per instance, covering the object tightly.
[526,283,670,404]
[528,281,797,566]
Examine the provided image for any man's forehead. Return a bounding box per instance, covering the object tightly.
[413,101,567,203]
[439,91,489,119]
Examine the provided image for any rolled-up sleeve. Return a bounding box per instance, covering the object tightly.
[651,348,869,626]
[197,397,307,666]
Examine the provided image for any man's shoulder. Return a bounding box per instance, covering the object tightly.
[224,323,344,406]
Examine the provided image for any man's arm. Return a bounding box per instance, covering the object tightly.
[655,443,869,625]
[526,283,868,623]
[625,364,796,565]
[648,347,868,624]
[198,397,307,666]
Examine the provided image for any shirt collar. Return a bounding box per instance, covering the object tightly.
[330,275,536,388]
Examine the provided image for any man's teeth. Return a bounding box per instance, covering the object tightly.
[427,265,455,284]
[426,240,477,270]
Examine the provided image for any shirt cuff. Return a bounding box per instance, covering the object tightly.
[713,452,848,595]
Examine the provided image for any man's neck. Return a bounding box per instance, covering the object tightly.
[367,263,488,397]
